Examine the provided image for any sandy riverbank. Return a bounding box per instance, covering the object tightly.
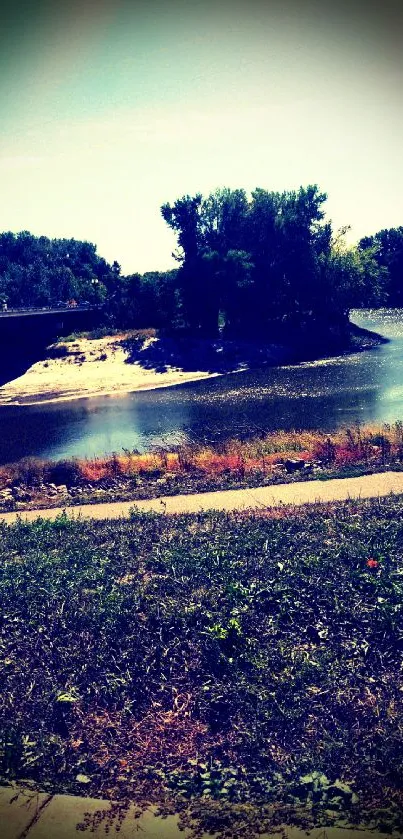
[0,322,385,407]
[0,333,220,406]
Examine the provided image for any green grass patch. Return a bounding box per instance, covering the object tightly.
[1,498,403,836]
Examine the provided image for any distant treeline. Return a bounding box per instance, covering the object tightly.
[0,186,402,336]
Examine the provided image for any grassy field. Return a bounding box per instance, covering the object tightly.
[1,497,403,836]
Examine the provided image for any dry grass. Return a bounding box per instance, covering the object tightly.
[1,421,403,492]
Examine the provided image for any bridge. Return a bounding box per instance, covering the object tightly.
[0,304,101,319]
[0,304,103,354]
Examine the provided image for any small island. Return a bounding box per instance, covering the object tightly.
[0,184,398,405]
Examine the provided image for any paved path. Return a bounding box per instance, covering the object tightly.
[0,786,392,838]
[1,471,403,524]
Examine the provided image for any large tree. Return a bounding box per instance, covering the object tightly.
[161,184,344,337]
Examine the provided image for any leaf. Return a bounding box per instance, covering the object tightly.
[56,690,80,703]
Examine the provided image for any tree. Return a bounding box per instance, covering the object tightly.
[319,229,387,318]
[359,228,403,306]
[0,232,122,308]
[161,184,333,336]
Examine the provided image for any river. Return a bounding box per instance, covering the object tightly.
[0,309,403,464]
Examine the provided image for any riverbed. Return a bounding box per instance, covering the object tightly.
[0,309,402,464]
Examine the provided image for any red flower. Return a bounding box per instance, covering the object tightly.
[366,558,379,569]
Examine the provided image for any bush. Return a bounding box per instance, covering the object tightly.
[44,459,82,487]
[6,458,47,487]
[46,344,69,359]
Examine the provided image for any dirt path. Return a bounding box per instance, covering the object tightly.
[1,471,403,524]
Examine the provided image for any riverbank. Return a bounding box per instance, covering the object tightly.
[0,331,220,406]
[0,322,384,406]
[0,422,400,514]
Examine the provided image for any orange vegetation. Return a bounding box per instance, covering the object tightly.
[1,422,402,490]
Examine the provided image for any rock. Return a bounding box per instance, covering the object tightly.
[285,459,306,473]
[75,773,91,784]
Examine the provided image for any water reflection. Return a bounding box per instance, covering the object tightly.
[1,309,403,463]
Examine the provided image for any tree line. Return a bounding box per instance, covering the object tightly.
[0,187,402,336]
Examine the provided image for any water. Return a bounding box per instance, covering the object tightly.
[1,309,403,464]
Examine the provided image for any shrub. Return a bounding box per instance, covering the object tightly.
[10,458,47,487]
[46,344,69,359]
[44,459,82,487]
[312,438,336,464]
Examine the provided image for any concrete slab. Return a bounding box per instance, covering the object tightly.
[0,786,51,839]
[0,788,396,839]
[27,796,183,838]
[24,793,396,839]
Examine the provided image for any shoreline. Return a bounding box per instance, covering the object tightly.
[0,370,222,407]
[2,470,403,523]
[0,333,223,407]
[0,323,385,408]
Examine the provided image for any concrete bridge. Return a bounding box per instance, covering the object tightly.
[0,303,101,319]
[0,305,104,388]
[0,304,102,341]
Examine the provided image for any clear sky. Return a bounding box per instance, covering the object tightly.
[0,0,402,273]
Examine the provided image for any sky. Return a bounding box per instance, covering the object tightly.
[0,0,402,274]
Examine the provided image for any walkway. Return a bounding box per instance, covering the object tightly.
[0,785,392,839]
[1,471,403,524]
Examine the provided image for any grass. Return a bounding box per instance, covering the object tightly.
[1,496,403,836]
[61,327,157,343]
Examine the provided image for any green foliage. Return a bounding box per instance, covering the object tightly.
[359,227,403,306]
[109,269,179,330]
[0,231,120,309]
[161,184,379,338]
[1,199,399,340]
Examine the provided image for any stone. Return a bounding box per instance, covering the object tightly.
[284,459,306,473]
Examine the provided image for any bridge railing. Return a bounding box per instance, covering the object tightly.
[0,304,101,315]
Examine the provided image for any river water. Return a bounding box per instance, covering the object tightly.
[1,309,403,464]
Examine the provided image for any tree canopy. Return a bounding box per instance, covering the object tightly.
[0,232,120,308]
[161,185,385,337]
[0,190,400,337]
[359,227,403,306]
